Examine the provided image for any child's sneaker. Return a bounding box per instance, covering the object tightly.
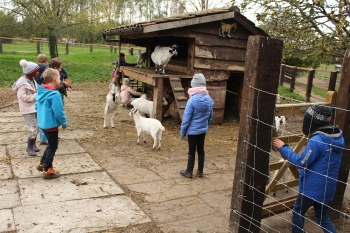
[36,163,44,171]
[43,167,60,179]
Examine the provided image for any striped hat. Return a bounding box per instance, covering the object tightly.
[20,59,39,77]
[302,104,331,135]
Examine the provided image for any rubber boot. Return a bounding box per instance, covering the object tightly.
[26,138,37,156]
[40,129,48,145]
[33,137,40,152]
[180,154,195,178]
[197,155,205,177]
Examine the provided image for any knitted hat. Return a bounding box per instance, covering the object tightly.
[20,59,39,77]
[302,104,331,135]
[123,78,130,85]
[191,73,206,87]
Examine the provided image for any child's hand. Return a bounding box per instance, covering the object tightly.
[272,139,285,150]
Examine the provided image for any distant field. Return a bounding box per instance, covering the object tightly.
[0,41,143,87]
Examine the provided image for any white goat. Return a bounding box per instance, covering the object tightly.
[274,109,286,136]
[137,52,146,68]
[275,115,286,136]
[131,94,168,118]
[103,83,121,128]
[129,108,165,149]
[151,45,178,74]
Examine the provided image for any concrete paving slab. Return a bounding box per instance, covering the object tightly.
[0,112,22,117]
[91,154,140,170]
[0,145,12,180]
[0,209,16,232]
[11,153,102,178]
[199,189,232,217]
[0,116,23,123]
[7,139,86,158]
[158,212,228,233]
[128,173,234,203]
[0,132,27,145]
[19,171,124,206]
[0,121,27,133]
[0,179,20,209]
[13,195,152,233]
[58,129,94,140]
[109,167,163,185]
[143,196,216,223]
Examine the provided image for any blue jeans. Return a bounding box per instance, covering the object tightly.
[40,130,59,171]
[292,194,336,233]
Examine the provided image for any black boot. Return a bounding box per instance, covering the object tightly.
[26,138,37,156]
[197,155,205,177]
[180,154,195,178]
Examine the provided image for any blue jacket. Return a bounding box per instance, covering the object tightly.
[35,85,68,130]
[279,126,344,204]
[180,94,214,138]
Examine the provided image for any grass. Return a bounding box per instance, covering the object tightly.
[0,42,141,87]
[278,85,305,104]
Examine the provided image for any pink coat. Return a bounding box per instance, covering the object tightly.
[12,76,37,115]
[120,85,142,104]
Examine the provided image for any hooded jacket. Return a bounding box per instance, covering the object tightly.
[180,93,214,138]
[279,125,344,204]
[120,85,142,104]
[35,85,68,130]
[12,76,37,115]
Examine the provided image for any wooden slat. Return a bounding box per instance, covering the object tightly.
[272,134,304,144]
[262,195,297,219]
[169,77,188,120]
[194,58,245,71]
[272,179,298,192]
[195,45,246,61]
[173,87,184,92]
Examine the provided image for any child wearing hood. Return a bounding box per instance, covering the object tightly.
[120,78,143,106]
[180,73,214,178]
[273,105,344,233]
[35,68,68,179]
[12,59,40,156]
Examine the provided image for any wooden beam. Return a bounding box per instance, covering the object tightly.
[229,36,283,233]
[153,78,163,120]
[329,49,350,219]
[262,195,297,219]
[195,45,246,61]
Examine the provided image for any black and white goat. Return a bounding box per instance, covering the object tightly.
[103,83,121,128]
[151,45,178,74]
[275,109,286,136]
[129,108,165,149]
[137,52,146,68]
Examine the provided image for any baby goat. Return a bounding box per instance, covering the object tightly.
[275,110,286,136]
[131,94,168,118]
[103,83,121,128]
[129,108,165,150]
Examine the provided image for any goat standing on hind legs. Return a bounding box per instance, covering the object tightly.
[103,82,121,128]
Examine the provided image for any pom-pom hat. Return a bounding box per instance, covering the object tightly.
[302,104,331,135]
[20,59,39,77]
[191,73,206,87]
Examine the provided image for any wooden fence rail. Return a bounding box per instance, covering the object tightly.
[279,64,339,102]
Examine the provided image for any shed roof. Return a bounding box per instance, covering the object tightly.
[103,6,267,38]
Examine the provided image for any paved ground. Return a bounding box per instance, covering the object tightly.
[0,83,349,233]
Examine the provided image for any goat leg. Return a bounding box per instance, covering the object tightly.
[111,108,118,128]
[103,104,109,128]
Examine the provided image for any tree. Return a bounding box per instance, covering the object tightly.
[235,0,350,65]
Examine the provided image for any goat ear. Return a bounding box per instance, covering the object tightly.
[169,49,173,54]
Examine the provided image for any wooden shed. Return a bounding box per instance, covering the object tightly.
[103,6,268,124]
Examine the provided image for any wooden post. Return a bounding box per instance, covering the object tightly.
[36,40,40,54]
[0,38,2,53]
[129,47,134,55]
[329,50,350,219]
[90,44,93,53]
[110,45,113,53]
[139,49,141,54]
[153,78,163,120]
[65,42,69,55]
[305,69,315,102]
[229,36,283,233]
[114,47,117,53]
[328,71,338,91]
[279,64,285,85]
[290,66,297,92]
